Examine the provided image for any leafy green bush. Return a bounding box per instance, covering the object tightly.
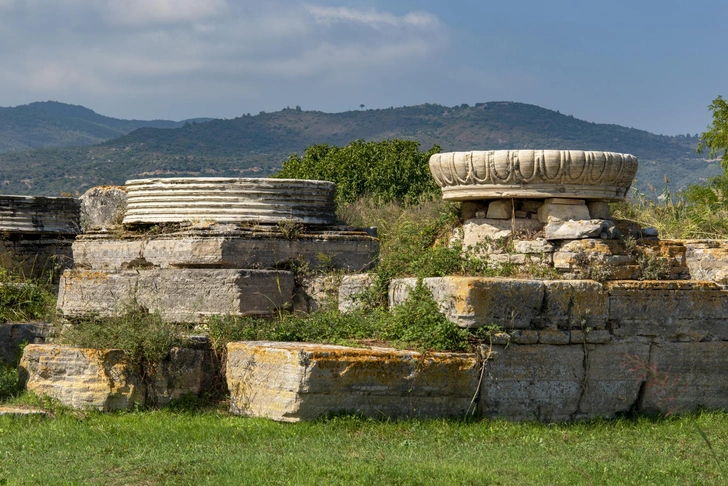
[273,139,441,204]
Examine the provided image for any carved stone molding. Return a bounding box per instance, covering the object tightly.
[429,150,638,200]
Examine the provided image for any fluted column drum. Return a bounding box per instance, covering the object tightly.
[429,150,638,200]
[0,195,80,234]
[122,178,337,225]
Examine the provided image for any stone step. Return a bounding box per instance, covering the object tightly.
[0,195,80,235]
[57,268,294,322]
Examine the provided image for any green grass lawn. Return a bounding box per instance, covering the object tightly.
[1,405,726,485]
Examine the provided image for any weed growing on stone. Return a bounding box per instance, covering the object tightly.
[0,268,56,323]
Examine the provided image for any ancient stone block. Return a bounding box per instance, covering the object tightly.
[293,275,341,314]
[80,186,127,231]
[544,220,603,240]
[73,228,378,273]
[57,268,295,322]
[389,277,545,329]
[462,218,543,246]
[641,342,728,414]
[607,281,728,340]
[537,198,590,223]
[461,201,487,221]
[540,280,608,329]
[226,341,480,422]
[338,274,375,313]
[0,235,74,279]
[510,330,539,344]
[479,344,585,421]
[587,201,611,220]
[0,195,80,235]
[685,240,728,283]
[512,239,554,254]
[19,344,216,410]
[19,345,145,411]
[0,323,52,364]
[538,330,571,344]
[486,200,513,219]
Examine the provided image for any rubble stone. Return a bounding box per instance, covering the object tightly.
[537,198,591,223]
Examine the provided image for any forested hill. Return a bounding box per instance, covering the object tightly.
[0,101,212,153]
[0,101,718,196]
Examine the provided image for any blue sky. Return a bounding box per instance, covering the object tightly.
[0,0,725,135]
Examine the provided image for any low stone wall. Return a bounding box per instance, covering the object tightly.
[19,344,216,410]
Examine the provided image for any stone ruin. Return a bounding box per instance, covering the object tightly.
[13,153,728,422]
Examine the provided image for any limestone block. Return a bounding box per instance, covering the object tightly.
[544,220,603,240]
[19,344,216,410]
[226,341,480,422]
[389,277,545,329]
[57,268,295,322]
[641,342,728,414]
[539,280,608,329]
[607,281,728,340]
[338,274,375,313]
[80,186,127,231]
[123,178,337,225]
[430,150,638,201]
[19,344,145,411]
[538,330,570,344]
[537,199,590,223]
[486,200,513,219]
[0,195,80,235]
[0,323,52,364]
[510,330,538,344]
[462,218,543,246]
[553,239,634,269]
[685,240,728,283]
[293,275,341,314]
[479,344,585,421]
[570,329,612,344]
[150,347,217,407]
[576,340,649,418]
[73,229,379,273]
[587,201,611,219]
[512,239,554,254]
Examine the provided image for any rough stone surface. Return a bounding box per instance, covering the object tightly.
[389,277,545,328]
[512,239,554,254]
[685,240,728,283]
[19,344,216,410]
[338,274,375,313]
[430,150,638,200]
[462,218,543,246]
[80,186,127,231]
[0,195,80,234]
[486,200,513,219]
[539,280,608,329]
[73,228,378,273]
[123,178,337,225]
[641,342,728,415]
[0,323,52,364]
[461,201,487,221]
[0,235,74,279]
[587,201,611,220]
[544,220,604,240]
[57,268,295,322]
[537,198,590,223]
[293,275,341,314]
[607,280,728,341]
[227,341,480,422]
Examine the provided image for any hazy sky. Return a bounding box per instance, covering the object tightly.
[0,0,725,135]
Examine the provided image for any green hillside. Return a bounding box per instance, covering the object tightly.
[0,102,718,196]
[0,101,212,153]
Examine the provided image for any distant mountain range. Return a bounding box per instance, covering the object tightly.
[0,101,719,196]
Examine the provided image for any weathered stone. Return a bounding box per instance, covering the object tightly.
[19,345,145,411]
[685,240,728,283]
[0,195,80,235]
[486,200,513,219]
[73,228,378,273]
[80,186,127,231]
[57,268,295,322]
[510,330,539,344]
[0,406,48,417]
[607,280,728,340]
[293,275,341,314]
[123,178,337,226]
[539,280,608,329]
[545,220,603,240]
[20,344,216,410]
[553,239,635,272]
[538,329,570,344]
[430,150,638,200]
[641,342,728,414]
[570,329,612,344]
[512,239,554,254]
[0,235,74,279]
[462,218,543,246]
[389,277,545,328]
[641,227,659,237]
[0,323,52,364]
[587,201,611,220]
[226,341,480,422]
[537,198,590,223]
[338,274,375,313]
[461,201,487,221]
[479,344,585,421]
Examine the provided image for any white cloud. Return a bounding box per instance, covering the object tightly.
[104,0,228,25]
[305,5,439,29]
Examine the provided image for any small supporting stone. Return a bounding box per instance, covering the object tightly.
[462,218,543,245]
[537,198,591,223]
[544,220,604,240]
[486,200,513,220]
[587,201,611,220]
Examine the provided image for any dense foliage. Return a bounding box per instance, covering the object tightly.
[273,139,441,204]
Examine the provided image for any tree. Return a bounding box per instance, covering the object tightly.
[697,96,728,169]
[272,139,441,205]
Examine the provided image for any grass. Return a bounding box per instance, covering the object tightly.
[0,407,726,485]
[0,268,56,323]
